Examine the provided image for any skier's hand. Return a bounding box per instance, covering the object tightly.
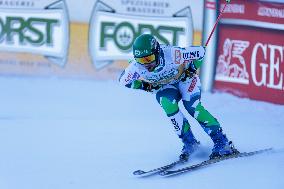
[151,84,162,92]
[187,62,197,73]
[141,81,161,92]
[141,81,151,92]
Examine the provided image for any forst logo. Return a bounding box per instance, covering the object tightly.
[89,2,193,69]
[0,16,59,46]
[0,0,69,67]
[100,21,184,51]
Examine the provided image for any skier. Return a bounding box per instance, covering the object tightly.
[119,34,239,161]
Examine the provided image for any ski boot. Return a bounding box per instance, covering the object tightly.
[179,140,200,161]
[179,129,200,162]
[209,128,239,159]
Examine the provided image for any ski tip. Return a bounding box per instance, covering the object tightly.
[257,147,273,153]
[264,147,274,154]
[133,170,146,175]
[265,147,273,152]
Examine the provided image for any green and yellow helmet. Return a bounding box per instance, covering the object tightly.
[132,34,160,65]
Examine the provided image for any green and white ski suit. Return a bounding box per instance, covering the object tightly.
[119,44,221,142]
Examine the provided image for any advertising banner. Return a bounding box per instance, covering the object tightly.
[0,9,68,65]
[0,0,203,79]
[214,0,284,104]
[89,0,194,69]
[0,0,72,77]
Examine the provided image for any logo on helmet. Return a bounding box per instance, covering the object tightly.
[134,49,150,57]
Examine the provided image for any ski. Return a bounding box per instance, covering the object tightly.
[133,159,185,176]
[160,148,273,177]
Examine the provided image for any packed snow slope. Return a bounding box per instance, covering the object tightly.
[0,77,283,189]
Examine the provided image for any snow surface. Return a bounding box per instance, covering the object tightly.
[0,76,283,189]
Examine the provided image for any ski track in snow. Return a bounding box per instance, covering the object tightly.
[0,77,283,189]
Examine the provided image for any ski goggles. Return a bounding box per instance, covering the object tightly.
[135,54,156,65]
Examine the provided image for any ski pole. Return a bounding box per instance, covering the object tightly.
[204,0,231,47]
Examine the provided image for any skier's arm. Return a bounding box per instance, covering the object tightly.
[118,64,141,89]
[118,63,159,92]
[119,72,159,92]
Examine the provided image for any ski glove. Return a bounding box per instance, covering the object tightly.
[188,62,198,73]
[141,81,161,93]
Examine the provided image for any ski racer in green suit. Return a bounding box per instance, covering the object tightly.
[119,34,239,160]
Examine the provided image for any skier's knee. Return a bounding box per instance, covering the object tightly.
[156,88,181,116]
[159,97,179,116]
